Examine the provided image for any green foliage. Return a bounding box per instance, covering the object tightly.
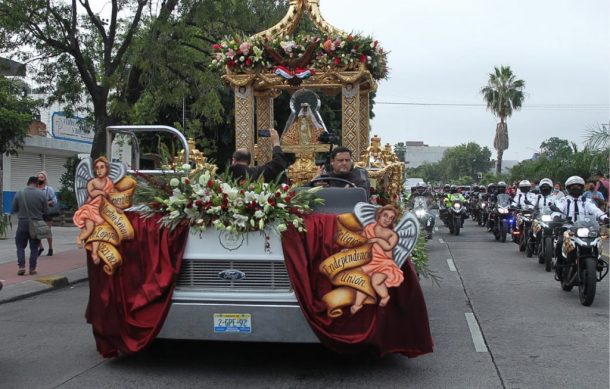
[0,213,11,239]
[584,122,610,152]
[408,142,493,185]
[394,142,406,162]
[57,156,80,211]
[0,75,40,155]
[410,233,441,286]
[480,66,525,121]
[509,136,609,185]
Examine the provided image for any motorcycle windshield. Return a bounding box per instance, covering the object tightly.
[497,194,511,206]
[572,218,600,232]
[413,196,428,209]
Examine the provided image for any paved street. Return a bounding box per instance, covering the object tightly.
[0,219,608,389]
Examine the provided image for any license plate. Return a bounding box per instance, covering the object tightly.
[213,313,251,333]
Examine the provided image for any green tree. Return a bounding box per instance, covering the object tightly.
[0,74,40,213]
[584,122,610,152]
[480,66,525,175]
[394,142,406,162]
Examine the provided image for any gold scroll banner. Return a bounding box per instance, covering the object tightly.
[85,177,136,275]
[318,213,376,318]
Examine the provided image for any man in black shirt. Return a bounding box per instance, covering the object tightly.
[228,128,291,183]
[315,146,370,198]
[11,176,48,275]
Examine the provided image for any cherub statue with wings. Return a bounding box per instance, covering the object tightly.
[319,202,419,318]
[350,203,419,314]
[73,157,134,273]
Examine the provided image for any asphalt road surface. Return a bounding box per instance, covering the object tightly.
[1,220,608,389]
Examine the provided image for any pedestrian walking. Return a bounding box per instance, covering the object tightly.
[36,170,58,256]
[11,176,48,275]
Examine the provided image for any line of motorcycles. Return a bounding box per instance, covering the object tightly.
[468,194,609,306]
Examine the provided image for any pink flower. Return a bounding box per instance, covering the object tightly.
[226,48,235,59]
[239,42,250,56]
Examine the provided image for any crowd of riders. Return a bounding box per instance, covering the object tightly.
[404,173,610,306]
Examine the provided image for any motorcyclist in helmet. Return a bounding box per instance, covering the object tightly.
[444,185,466,207]
[534,178,556,209]
[552,176,609,279]
[406,181,435,208]
[513,179,537,209]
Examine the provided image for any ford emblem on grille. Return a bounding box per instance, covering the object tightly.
[218,269,246,281]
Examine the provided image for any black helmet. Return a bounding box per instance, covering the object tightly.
[443,184,450,191]
[450,185,457,193]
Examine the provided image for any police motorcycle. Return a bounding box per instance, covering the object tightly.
[412,195,435,240]
[551,209,609,306]
[477,186,490,227]
[444,187,467,236]
[469,188,480,221]
[531,205,560,271]
[490,193,514,242]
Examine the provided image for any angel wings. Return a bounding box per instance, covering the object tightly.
[74,158,126,207]
[354,202,419,269]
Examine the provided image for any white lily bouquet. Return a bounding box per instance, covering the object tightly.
[134,164,323,235]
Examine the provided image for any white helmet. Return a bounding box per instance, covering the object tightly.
[565,176,585,188]
[539,178,553,188]
[518,180,531,188]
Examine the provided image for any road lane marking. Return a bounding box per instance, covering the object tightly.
[446,258,456,272]
[465,312,488,353]
[439,238,445,244]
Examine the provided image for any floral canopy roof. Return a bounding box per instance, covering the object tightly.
[210,0,388,87]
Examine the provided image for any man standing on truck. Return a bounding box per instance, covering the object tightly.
[229,128,291,183]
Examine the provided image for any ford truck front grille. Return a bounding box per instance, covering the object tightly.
[176,260,292,291]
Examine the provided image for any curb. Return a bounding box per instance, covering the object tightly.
[0,267,88,305]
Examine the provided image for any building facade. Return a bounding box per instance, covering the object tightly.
[402,141,449,168]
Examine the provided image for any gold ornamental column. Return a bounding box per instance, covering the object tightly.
[358,92,370,160]
[341,82,361,158]
[255,93,275,164]
[234,85,255,155]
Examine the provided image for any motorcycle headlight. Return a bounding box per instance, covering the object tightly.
[481,203,487,208]
[541,215,552,222]
[415,210,425,218]
[576,228,590,238]
[453,203,461,209]
[499,208,508,214]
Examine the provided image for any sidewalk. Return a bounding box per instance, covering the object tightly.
[0,218,88,304]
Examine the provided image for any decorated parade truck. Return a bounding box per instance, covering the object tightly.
[75,0,433,358]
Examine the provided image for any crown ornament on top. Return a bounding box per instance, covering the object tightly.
[254,0,345,40]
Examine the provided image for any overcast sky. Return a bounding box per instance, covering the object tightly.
[320,0,609,161]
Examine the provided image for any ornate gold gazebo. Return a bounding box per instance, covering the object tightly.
[217,0,404,198]
[222,0,376,161]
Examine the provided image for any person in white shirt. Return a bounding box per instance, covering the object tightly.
[552,176,609,278]
[533,178,557,210]
[513,180,537,210]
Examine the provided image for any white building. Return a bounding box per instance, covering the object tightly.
[403,141,449,168]
[2,108,91,213]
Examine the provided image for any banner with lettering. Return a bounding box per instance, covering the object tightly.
[84,176,136,275]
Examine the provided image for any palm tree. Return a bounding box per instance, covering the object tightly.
[584,122,610,151]
[481,66,525,175]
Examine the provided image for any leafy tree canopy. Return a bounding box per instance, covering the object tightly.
[0,75,40,155]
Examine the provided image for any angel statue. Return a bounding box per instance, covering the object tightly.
[350,203,419,314]
[73,156,126,264]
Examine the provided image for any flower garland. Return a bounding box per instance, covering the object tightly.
[135,164,324,235]
[210,32,389,80]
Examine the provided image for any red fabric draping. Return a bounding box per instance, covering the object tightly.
[281,213,434,357]
[85,213,189,358]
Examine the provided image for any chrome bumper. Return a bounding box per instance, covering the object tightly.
[157,290,319,343]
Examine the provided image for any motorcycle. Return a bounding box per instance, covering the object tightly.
[553,216,609,306]
[490,194,514,243]
[447,199,466,235]
[412,196,435,240]
[530,206,560,271]
[477,200,489,227]
[513,207,535,255]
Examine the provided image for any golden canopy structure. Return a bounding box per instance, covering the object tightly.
[221,0,377,161]
[216,0,403,199]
